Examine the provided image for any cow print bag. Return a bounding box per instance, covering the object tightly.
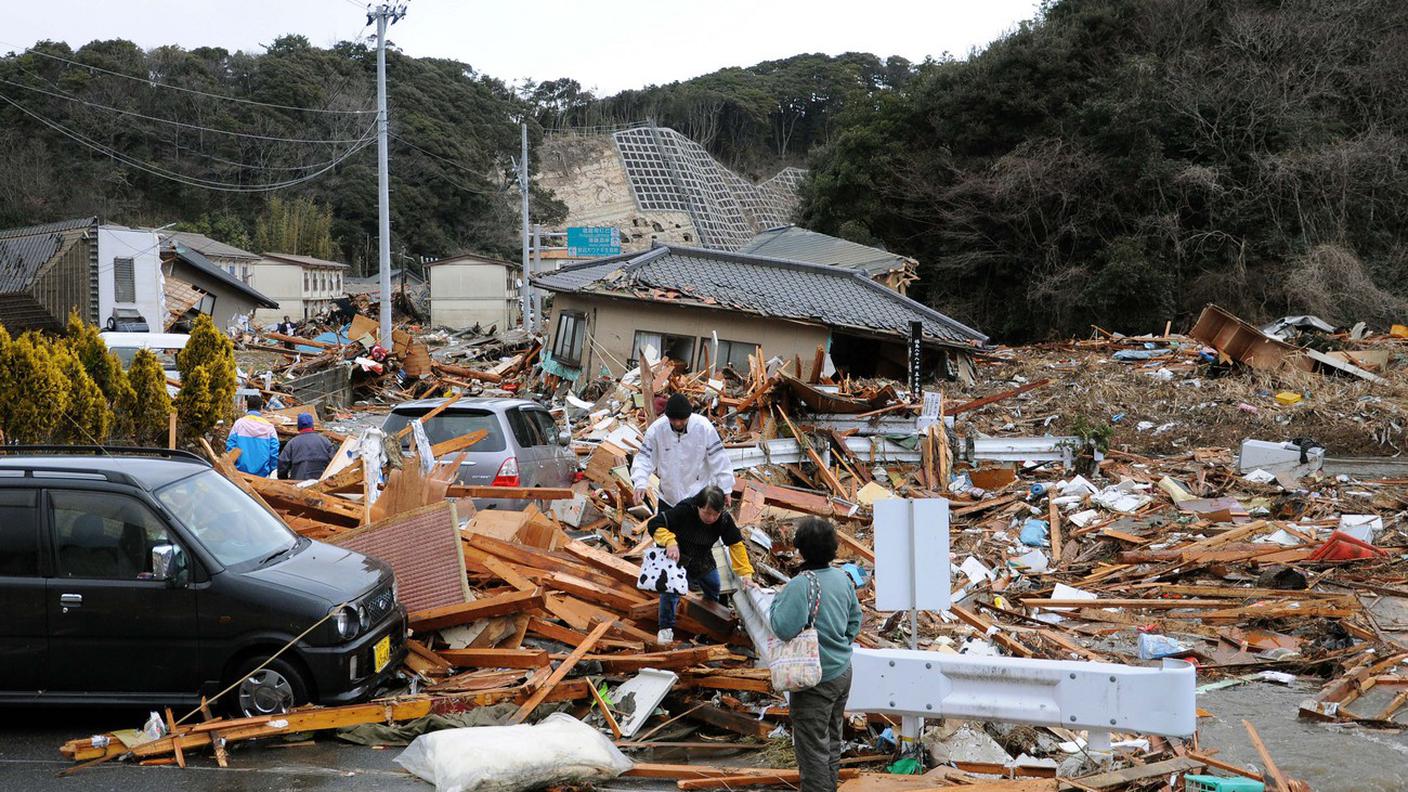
[637,546,689,595]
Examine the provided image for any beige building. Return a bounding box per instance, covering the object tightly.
[425,253,520,331]
[250,252,349,324]
[534,243,986,383]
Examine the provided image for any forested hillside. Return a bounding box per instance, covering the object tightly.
[800,0,1408,339]
[527,52,915,178]
[0,35,563,270]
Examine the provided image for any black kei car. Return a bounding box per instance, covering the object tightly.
[0,448,406,716]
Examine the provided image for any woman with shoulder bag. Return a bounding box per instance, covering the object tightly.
[768,517,863,792]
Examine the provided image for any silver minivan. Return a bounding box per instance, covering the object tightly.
[381,398,577,509]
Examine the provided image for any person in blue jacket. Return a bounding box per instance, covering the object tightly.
[225,395,280,477]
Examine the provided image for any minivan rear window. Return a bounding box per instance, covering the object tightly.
[382,408,507,453]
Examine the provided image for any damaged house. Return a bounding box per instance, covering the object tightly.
[740,224,919,295]
[533,242,986,382]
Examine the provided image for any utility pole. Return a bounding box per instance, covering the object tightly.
[371,2,406,349]
[518,122,532,331]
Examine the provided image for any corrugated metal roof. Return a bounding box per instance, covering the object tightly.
[739,225,914,277]
[169,243,279,308]
[262,252,350,270]
[159,230,260,261]
[534,243,986,347]
[0,217,95,294]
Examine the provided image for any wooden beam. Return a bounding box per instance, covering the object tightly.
[393,393,462,440]
[677,770,860,789]
[946,379,1051,416]
[1243,719,1290,791]
[430,429,488,458]
[509,620,612,724]
[408,589,544,632]
[686,704,773,739]
[447,485,575,500]
[436,648,551,669]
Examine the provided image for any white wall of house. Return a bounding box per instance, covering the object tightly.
[429,261,518,329]
[97,227,164,330]
[250,261,305,325]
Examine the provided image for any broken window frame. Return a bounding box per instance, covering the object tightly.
[551,311,586,367]
[697,337,758,373]
[633,330,695,369]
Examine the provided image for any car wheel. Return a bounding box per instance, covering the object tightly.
[231,657,308,718]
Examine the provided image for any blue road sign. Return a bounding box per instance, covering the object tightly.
[567,226,621,257]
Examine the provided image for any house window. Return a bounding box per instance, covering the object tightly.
[633,330,694,368]
[113,257,135,303]
[304,272,310,292]
[697,338,758,372]
[551,311,586,367]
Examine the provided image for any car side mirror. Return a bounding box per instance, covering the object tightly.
[151,544,185,584]
[557,430,572,446]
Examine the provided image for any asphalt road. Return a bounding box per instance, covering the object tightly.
[0,707,430,791]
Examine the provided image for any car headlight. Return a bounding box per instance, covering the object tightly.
[357,604,371,632]
[331,605,359,641]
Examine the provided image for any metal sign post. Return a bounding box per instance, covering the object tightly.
[874,497,950,753]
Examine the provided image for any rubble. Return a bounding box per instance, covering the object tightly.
[57,304,1408,791]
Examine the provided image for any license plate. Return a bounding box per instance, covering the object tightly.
[373,635,391,673]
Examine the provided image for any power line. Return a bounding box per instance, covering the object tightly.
[0,76,372,144]
[0,92,374,192]
[0,42,378,115]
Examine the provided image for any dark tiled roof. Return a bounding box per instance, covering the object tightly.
[740,225,914,277]
[169,243,279,308]
[159,230,260,261]
[0,217,95,293]
[533,243,986,347]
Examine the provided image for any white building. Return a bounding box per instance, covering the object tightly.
[0,218,167,332]
[250,252,349,324]
[425,253,521,331]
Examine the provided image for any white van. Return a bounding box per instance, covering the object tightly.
[100,332,189,394]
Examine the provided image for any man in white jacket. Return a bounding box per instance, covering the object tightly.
[632,393,735,509]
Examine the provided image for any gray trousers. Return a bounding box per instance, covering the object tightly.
[790,665,852,792]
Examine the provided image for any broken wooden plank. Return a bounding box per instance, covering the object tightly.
[509,620,613,724]
[446,485,576,500]
[686,704,773,739]
[436,648,551,669]
[408,589,544,632]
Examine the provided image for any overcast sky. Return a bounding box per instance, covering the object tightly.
[5,0,1043,94]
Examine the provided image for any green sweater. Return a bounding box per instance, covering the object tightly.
[768,567,863,683]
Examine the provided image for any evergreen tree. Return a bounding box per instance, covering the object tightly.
[174,364,217,440]
[54,345,111,445]
[129,347,173,446]
[65,312,136,439]
[176,313,237,437]
[1,333,69,443]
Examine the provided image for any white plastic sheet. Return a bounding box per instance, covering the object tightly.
[394,713,632,792]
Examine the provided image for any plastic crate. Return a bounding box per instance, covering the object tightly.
[1184,775,1265,792]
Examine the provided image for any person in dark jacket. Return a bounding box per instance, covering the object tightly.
[278,413,336,481]
[648,485,754,644]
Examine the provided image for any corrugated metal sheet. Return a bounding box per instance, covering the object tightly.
[534,243,986,346]
[0,217,94,294]
[740,225,912,277]
[160,230,260,261]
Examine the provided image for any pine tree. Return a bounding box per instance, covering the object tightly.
[2,333,69,443]
[65,312,135,440]
[174,364,217,440]
[129,347,173,446]
[176,313,237,437]
[54,344,111,445]
[0,325,14,440]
